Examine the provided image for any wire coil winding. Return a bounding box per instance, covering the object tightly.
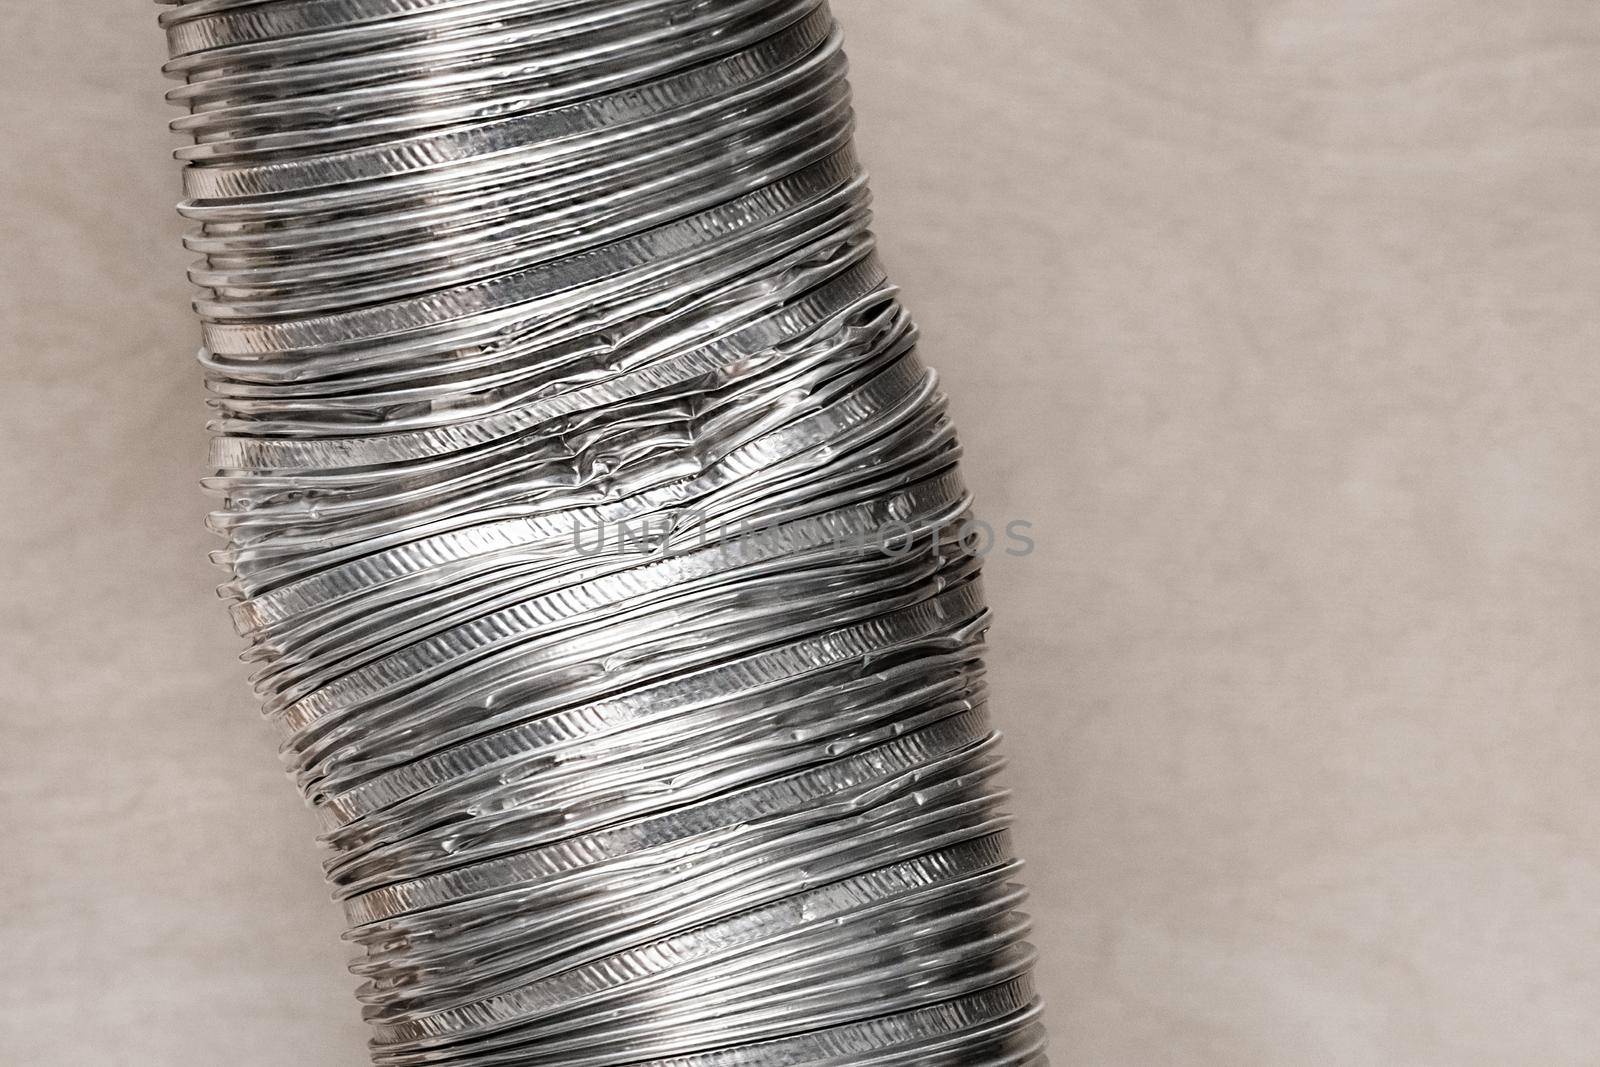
[159,0,1046,1062]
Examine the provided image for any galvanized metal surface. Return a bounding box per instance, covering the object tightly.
[160,0,1044,1061]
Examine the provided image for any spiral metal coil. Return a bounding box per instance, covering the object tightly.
[158,0,1045,1062]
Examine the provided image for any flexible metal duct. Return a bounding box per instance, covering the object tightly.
[158,0,1046,1062]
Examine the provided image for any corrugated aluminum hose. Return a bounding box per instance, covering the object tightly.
[157,0,1047,1062]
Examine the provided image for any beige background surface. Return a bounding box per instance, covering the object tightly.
[4,1,1600,1063]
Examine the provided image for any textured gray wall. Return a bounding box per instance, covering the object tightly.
[4,1,1599,1063]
